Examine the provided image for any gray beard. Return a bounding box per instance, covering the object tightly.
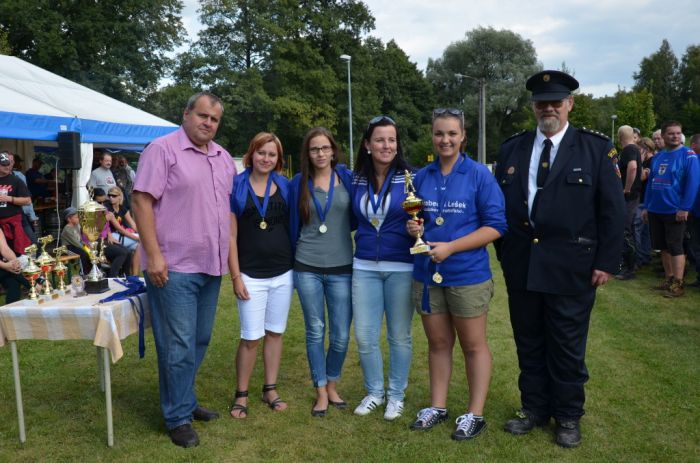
[537,117,561,134]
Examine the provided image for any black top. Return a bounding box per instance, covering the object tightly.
[619,144,642,199]
[0,173,30,218]
[237,189,292,278]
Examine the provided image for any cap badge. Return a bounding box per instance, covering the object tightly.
[543,74,550,82]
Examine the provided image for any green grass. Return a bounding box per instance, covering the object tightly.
[1,253,698,462]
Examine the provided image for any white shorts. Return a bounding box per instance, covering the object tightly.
[237,270,293,340]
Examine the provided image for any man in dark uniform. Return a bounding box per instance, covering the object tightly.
[494,70,625,448]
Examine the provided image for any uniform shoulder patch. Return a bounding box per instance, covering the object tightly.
[578,127,610,140]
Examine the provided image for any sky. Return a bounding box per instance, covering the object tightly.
[180,0,700,98]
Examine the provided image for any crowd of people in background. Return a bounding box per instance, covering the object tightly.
[614,121,700,298]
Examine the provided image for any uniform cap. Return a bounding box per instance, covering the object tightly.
[526,70,579,101]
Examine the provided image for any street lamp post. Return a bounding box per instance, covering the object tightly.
[611,114,618,142]
[455,73,486,164]
[340,54,354,170]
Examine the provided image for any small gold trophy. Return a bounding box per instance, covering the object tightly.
[78,195,110,294]
[402,170,431,254]
[52,245,68,295]
[22,245,42,302]
[36,235,58,300]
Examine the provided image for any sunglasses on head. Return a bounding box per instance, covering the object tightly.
[432,108,464,119]
[367,115,396,128]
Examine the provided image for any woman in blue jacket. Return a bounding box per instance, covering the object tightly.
[228,132,293,419]
[407,109,506,441]
[351,116,415,421]
[290,127,355,417]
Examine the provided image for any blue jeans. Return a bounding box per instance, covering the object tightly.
[145,271,222,430]
[294,271,352,388]
[352,270,413,401]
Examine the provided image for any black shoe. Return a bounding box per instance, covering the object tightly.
[311,404,328,417]
[409,407,449,431]
[193,406,220,422]
[329,399,348,409]
[451,413,487,441]
[614,271,636,280]
[504,409,549,435]
[555,419,582,448]
[169,423,199,448]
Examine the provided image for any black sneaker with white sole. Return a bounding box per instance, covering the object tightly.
[409,407,448,431]
[451,413,487,441]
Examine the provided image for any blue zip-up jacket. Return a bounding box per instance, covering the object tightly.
[230,167,291,240]
[643,146,699,214]
[289,164,356,253]
[413,154,507,286]
[352,171,414,263]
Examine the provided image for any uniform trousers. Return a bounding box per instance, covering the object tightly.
[507,287,596,420]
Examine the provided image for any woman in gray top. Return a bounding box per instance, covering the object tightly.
[289,127,355,417]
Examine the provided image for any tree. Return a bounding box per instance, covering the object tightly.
[615,89,656,139]
[678,45,700,134]
[0,0,184,107]
[0,30,10,55]
[426,27,540,161]
[633,39,679,124]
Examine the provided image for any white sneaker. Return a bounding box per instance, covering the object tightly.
[384,399,404,421]
[354,395,384,416]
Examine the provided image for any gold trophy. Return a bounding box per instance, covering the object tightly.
[52,245,68,294]
[22,244,42,302]
[36,236,58,300]
[402,170,431,254]
[78,196,110,293]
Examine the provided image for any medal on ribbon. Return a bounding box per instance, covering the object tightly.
[247,174,274,231]
[367,169,394,229]
[309,170,335,234]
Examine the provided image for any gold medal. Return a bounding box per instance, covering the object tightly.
[259,220,268,230]
[435,216,445,226]
[371,218,379,227]
[319,223,328,234]
[432,272,443,284]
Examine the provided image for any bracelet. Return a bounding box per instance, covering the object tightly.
[231,273,241,281]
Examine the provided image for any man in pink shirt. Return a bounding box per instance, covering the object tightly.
[133,91,236,448]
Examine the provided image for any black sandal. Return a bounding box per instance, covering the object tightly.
[261,384,287,411]
[229,390,248,419]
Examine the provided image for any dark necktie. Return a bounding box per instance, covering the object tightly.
[537,139,553,188]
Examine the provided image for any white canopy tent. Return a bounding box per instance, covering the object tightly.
[0,55,178,205]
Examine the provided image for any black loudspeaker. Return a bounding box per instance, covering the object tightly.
[57,131,81,169]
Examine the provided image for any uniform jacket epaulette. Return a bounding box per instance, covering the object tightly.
[501,130,527,145]
[578,127,610,141]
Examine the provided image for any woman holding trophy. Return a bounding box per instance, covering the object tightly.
[290,127,355,417]
[350,116,415,421]
[228,132,293,419]
[406,109,506,440]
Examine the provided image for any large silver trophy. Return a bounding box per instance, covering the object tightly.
[78,195,110,293]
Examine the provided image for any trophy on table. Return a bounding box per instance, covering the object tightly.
[52,245,68,295]
[401,170,431,254]
[35,235,58,300]
[22,244,42,302]
[78,195,110,294]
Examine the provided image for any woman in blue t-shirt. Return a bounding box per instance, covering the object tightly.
[407,109,507,441]
[350,116,415,421]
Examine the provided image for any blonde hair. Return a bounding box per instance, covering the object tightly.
[107,187,124,206]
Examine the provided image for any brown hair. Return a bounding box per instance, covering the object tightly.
[242,132,284,172]
[298,127,341,224]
